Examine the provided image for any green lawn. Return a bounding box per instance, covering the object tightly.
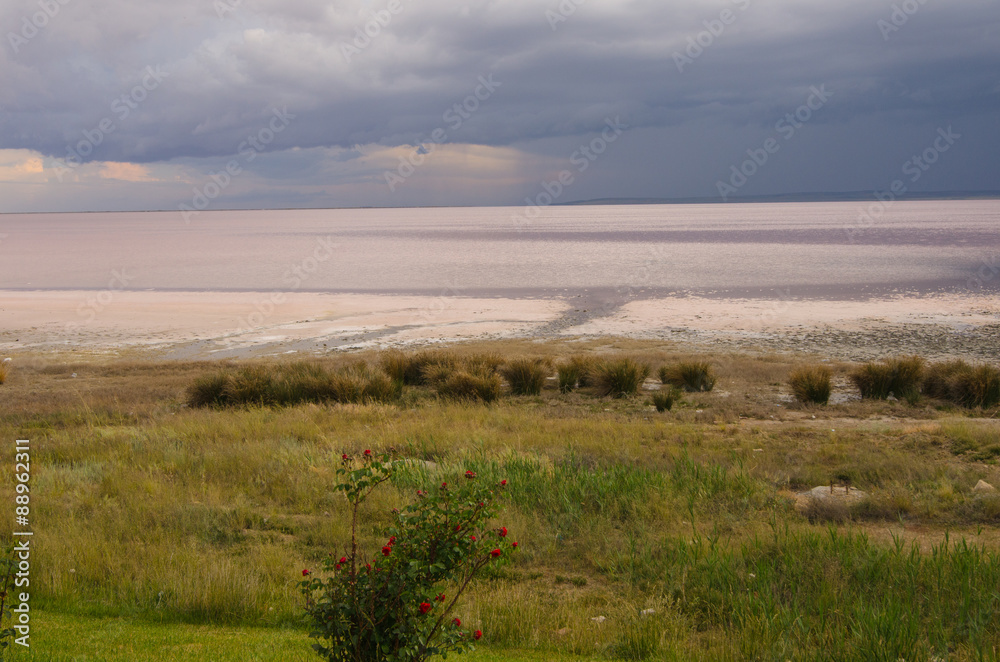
[19,611,595,662]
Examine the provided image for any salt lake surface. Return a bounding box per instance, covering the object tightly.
[2,200,998,299]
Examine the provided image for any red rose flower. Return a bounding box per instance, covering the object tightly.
[419,602,432,614]
[435,593,446,602]
[334,564,341,571]
[453,617,462,627]
[363,449,372,456]
[474,630,482,640]
[339,556,347,564]
[441,482,448,489]
[512,541,519,548]
[465,470,476,479]
[388,536,396,545]
[500,479,507,486]
[499,526,507,537]
[382,545,391,557]
[454,524,462,531]
[470,535,477,542]
[302,569,310,576]
[490,548,502,558]
[341,453,348,460]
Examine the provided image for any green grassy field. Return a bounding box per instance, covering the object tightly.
[2,340,1000,660]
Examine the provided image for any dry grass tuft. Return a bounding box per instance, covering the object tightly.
[659,361,716,392]
[851,356,924,401]
[924,360,1000,409]
[594,358,650,398]
[651,389,677,412]
[435,371,503,403]
[789,365,832,405]
[500,358,551,396]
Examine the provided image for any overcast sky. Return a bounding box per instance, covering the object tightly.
[1,0,998,212]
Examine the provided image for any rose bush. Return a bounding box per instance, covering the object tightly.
[300,450,516,662]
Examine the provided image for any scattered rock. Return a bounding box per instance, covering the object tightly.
[590,616,606,624]
[794,485,868,514]
[973,480,996,493]
[640,608,655,617]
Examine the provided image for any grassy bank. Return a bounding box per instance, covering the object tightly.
[2,339,999,660]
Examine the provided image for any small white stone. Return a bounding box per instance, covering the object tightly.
[591,615,606,624]
[974,480,996,493]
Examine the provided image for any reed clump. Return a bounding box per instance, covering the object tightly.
[558,355,598,392]
[651,389,677,412]
[659,361,716,392]
[788,365,833,405]
[851,356,924,400]
[435,370,503,403]
[594,358,651,398]
[924,360,1000,409]
[185,362,399,407]
[500,357,551,396]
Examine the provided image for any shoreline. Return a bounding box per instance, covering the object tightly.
[2,288,998,362]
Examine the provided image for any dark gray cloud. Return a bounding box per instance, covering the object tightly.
[1,0,998,208]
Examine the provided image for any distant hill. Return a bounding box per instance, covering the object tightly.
[555,191,1000,205]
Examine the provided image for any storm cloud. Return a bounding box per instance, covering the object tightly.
[1,0,998,211]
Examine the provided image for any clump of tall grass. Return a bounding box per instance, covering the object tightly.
[380,350,460,386]
[501,358,551,396]
[923,360,1000,409]
[558,356,597,392]
[462,352,505,377]
[850,356,924,400]
[435,371,503,403]
[185,372,230,407]
[659,361,715,392]
[594,358,650,398]
[557,361,581,394]
[788,365,832,405]
[185,362,399,408]
[922,360,968,400]
[951,364,1000,409]
[379,350,416,384]
[326,363,401,404]
[651,389,677,412]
